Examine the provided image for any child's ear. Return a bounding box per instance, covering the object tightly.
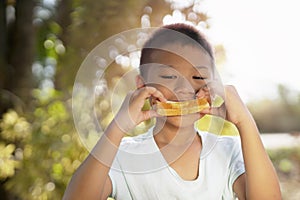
[135,75,145,89]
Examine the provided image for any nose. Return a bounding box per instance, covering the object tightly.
[173,76,195,99]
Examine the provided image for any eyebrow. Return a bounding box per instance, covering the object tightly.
[155,64,172,68]
[155,64,209,69]
[194,65,209,70]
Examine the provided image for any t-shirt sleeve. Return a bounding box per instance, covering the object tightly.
[108,170,117,198]
[108,157,133,199]
[223,137,245,199]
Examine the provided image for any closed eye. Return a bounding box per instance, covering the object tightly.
[192,76,206,80]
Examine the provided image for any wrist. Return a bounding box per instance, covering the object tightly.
[113,111,136,134]
[235,112,258,134]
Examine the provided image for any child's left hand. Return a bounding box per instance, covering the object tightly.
[199,85,253,128]
[223,85,253,127]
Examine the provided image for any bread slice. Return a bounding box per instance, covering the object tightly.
[156,98,209,116]
[155,95,224,116]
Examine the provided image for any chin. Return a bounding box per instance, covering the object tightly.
[166,113,200,127]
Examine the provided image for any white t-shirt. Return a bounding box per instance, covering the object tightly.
[109,128,245,200]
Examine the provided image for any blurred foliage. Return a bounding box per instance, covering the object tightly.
[248,84,300,133]
[55,0,149,90]
[0,142,19,179]
[268,147,300,176]
[0,90,87,199]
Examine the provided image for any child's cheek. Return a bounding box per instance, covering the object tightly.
[152,84,174,100]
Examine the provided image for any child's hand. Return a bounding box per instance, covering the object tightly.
[223,85,253,127]
[198,85,254,131]
[114,86,166,133]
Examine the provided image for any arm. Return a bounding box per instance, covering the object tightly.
[63,86,166,200]
[224,85,281,200]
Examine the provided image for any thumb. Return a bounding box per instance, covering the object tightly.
[141,110,161,122]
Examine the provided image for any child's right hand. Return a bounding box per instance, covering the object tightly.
[114,86,166,133]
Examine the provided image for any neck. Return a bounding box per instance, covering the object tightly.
[153,119,202,165]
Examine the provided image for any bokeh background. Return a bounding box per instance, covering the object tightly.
[0,0,299,199]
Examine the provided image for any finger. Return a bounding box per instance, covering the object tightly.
[200,107,223,117]
[136,111,157,124]
[200,107,211,115]
[142,110,161,120]
[196,87,212,104]
[137,86,166,102]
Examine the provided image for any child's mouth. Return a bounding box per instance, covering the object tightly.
[154,95,224,116]
[155,98,210,116]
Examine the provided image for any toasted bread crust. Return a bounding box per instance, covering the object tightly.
[156,98,210,116]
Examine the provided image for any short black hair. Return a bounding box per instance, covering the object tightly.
[140,23,214,67]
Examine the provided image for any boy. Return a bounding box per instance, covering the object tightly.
[64,23,281,199]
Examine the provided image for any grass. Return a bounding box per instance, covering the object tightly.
[267,147,300,200]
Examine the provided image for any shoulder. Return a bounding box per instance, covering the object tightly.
[200,131,242,160]
[118,130,156,153]
[213,135,244,169]
[203,130,241,147]
[218,135,241,149]
[216,135,242,157]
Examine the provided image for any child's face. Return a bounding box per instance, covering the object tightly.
[142,44,214,103]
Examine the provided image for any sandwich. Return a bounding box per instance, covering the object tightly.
[155,95,224,116]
